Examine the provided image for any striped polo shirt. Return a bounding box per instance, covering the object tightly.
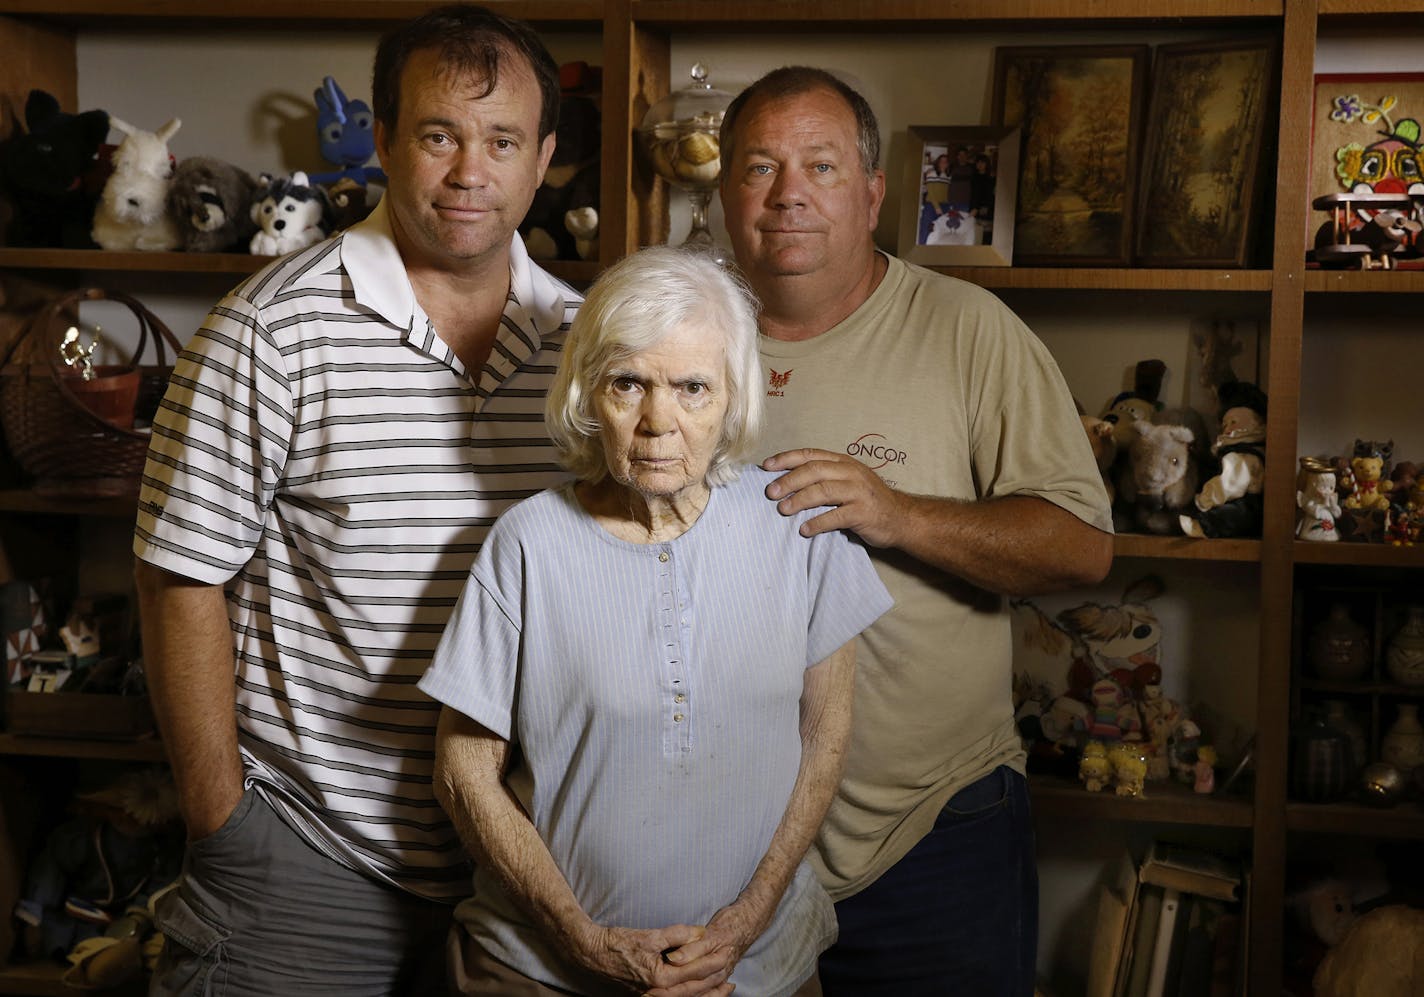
[133,198,580,900]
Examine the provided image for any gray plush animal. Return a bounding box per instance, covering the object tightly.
[1116,408,1208,535]
[167,157,259,252]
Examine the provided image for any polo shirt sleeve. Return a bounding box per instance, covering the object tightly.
[964,300,1114,534]
[132,291,295,584]
[801,526,894,668]
[419,529,523,742]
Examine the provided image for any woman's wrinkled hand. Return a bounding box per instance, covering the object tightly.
[567,922,736,997]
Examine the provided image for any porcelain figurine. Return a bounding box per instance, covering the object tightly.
[1296,456,1342,541]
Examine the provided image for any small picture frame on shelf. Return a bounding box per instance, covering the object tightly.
[896,125,1019,267]
[1134,37,1278,269]
[991,44,1149,267]
[1308,71,1424,269]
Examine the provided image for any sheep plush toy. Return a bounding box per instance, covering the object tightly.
[250,171,327,256]
[91,116,182,251]
[167,157,258,253]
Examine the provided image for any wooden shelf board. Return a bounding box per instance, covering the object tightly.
[1286,799,1424,838]
[1114,534,1261,561]
[0,732,166,763]
[0,489,138,518]
[1030,772,1254,827]
[1305,269,1424,293]
[1292,542,1424,567]
[0,248,601,285]
[943,266,1271,292]
[1319,0,1424,15]
[0,1,604,27]
[632,0,1281,27]
[0,959,146,996]
[1297,677,1424,696]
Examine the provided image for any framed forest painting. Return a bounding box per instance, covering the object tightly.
[992,44,1149,266]
[1134,37,1278,268]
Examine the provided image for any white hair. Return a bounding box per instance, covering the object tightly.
[546,246,764,486]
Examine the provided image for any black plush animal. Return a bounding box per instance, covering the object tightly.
[0,90,110,247]
[167,156,259,253]
[519,70,601,262]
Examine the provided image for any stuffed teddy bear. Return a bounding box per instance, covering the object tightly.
[1313,904,1424,997]
[0,89,111,248]
[1077,408,1117,505]
[1180,381,1267,538]
[1343,439,1393,512]
[250,171,327,256]
[519,63,601,261]
[1100,358,1166,453]
[166,156,258,252]
[91,115,183,251]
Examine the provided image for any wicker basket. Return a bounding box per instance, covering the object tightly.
[0,288,182,499]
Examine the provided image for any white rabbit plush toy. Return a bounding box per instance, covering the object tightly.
[91,116,182,251]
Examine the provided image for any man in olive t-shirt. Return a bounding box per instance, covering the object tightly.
[720,66,1114,997]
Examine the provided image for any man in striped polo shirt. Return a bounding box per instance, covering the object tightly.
[132,7,578,994]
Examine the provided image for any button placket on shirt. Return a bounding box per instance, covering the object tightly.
[656,544,693,753]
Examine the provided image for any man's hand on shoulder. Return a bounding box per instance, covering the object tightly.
[762,448,905,548]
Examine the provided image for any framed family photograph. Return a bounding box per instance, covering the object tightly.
[1134,37,1278,268]
[1308,71,1424,256]
[992,44,1149,267]
[897,125,1019,267]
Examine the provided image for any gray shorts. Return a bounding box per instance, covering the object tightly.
[149,787,451,997]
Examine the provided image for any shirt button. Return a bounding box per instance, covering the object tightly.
[658,552,670,563]
[674,693,686,704]
[673,713,685,723]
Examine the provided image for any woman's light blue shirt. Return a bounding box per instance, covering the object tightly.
[420,466,893,996]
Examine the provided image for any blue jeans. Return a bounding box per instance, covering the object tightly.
[818,765,1037,997]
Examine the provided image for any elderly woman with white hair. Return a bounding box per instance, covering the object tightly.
[419,247,891,997]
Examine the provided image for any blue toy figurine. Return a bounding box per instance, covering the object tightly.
[310,76,386,187]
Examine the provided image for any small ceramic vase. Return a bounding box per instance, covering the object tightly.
[1361,761,1405,807]
[1386,606,1424,686]
[1307,604,1371,681]
[1322,699,1369,775]
[1291,716,1351,803]
[1381,703,1424,777]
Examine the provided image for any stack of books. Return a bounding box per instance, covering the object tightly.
[1086,841,1248,997]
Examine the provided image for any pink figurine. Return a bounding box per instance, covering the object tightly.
[1193,745,1218,794]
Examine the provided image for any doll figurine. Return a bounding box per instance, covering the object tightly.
[1137,683,1182,779]
[1180,381,1267,538]
[1086,677,1126,741]
[1170,719,1203,783]
[1194,745,1218,794]
[1296,456,1342,541]
[1109,742,1148,797]
[1079,741,1112,792]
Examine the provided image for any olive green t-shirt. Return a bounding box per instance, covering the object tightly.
[758,254,1113,900]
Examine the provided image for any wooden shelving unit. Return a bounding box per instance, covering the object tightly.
[1030,772,1254,828]
[2,2,1422,994]
[0,731,165,763]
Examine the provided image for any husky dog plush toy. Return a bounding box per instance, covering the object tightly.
[249,171,326,256]
[167,157,258,252]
